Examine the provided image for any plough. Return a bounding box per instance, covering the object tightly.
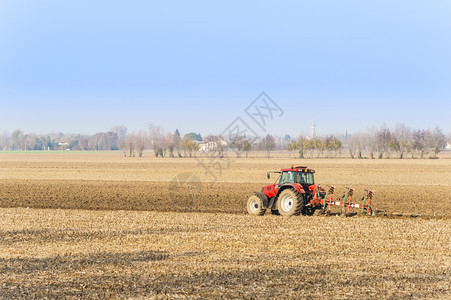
[318,186,374,216]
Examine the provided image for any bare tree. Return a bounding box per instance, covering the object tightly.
[11,129,25,150]
[106,132,119,150]
[324,135,341,158]
[111,125,127,154]
[173,130,182,157]
[260,134,276,158]
[347,133,363,159]
[287,140,296,158]
[296,136,306,158]
[77,136,88,151]
[161,130,182,158]
[180,137,198,157]
[229,135,244,157]
[423,130,435,158]
[165,132,175,158]
[412,129,425,158]
[97,133,107,150]
[126,133,135,157]
[391,123,412,158]
[86,132,117,151]
[431,126,447,157]
[118,139,127,157]
[387,136,400,158]
[362,126,377,159]
[303,139,315,158]
[149,124,165,157]
[88,133,100,150]
[38,136,44,150]
[25,133,37,151]
[203,135,226,157]
[375,126,392,158]
[0,131,9,150]
[313,138,325,158]
[135,130,147,157]
[242,139,252,158]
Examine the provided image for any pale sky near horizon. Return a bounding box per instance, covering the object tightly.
[1,0,450,138]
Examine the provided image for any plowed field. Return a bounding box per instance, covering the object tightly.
[0,152,450,299]
[0,180,450,218]
[0,152,450,218]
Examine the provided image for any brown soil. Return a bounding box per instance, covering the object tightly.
[0,179,449,219]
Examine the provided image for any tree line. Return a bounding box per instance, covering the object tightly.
[1,123,449,158]
[288,135,342,158]
[287,124,448,159]
[344,124,448,159]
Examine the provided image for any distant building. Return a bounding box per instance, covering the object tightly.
[199,139,227,152]
[199,141,217,152]
[57,142,69,150]
[311,120,316,139]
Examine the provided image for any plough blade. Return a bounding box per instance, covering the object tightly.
[319,187,374,216]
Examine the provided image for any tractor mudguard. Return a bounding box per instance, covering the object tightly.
[278,183,305,195]
[253,192,269,209]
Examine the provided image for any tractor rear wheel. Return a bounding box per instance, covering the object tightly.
[277,189,303,216]
[247,195,266,216]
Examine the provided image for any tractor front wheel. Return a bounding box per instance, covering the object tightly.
[276,189,303,216]
[247,195,266,216]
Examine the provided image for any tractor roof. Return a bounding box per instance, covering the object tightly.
[280,166,315,173]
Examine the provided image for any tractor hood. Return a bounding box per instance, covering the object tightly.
[262,184,277,198]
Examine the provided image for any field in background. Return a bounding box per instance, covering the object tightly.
[0,152,450,298]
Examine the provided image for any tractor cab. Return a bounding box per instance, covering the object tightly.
[263,166,316,199]
[268,166,315,186]
[278,169,315,187]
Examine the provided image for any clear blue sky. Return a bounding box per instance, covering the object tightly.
[1,0,450,137]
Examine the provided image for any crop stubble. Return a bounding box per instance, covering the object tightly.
[0,208,449,299]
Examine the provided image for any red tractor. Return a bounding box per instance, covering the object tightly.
[247,166,326,216]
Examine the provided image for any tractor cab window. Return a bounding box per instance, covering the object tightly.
[295,172,314,185]
[279,171,295,185]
